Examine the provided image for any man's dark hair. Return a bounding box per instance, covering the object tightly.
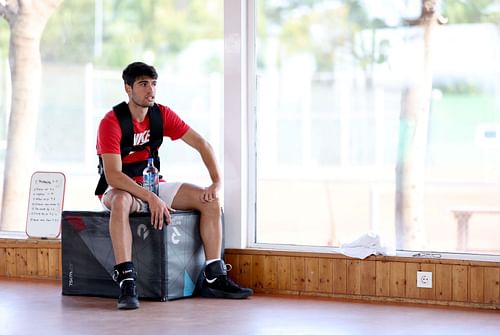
[122,62,158,86]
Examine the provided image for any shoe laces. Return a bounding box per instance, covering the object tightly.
[204,262,233,280]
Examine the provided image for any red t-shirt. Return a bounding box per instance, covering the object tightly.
[96,103,190,165]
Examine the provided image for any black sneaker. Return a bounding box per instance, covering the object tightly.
[117,279,140,310]
[113,262,140,310]
[200,260,253,299]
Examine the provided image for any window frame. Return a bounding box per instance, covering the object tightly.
[222,0,500,263]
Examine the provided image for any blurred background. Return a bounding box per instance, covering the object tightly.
[0,0,499,255]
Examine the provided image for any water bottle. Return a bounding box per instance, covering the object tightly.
[142,157,159,195]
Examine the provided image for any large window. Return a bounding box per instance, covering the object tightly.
[0,0,223,232]
[2,1,500,258]
[254,0,500,255]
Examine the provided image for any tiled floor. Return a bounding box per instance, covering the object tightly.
[1,278,499,335]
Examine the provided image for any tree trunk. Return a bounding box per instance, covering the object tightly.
[396,86,430,250]
[0,0,64,231]
[395,0,439,250]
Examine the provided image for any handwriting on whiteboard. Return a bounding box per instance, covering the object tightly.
[29,178,62,220]
[26,172,65,238]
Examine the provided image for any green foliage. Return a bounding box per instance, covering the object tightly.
[40,0,223,69]
[258,0,499,76]
[7,0,500,72]
[258,1,385,73]
[442,0,500,24]
[42,0,95,63]
[433,81,483,95]
[98,0,223,68]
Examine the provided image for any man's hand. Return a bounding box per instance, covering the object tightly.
[201,182,221,203]
[146,192,174,230]
[181,129,222,204]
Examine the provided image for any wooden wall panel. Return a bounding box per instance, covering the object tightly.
[305,257,319,292]
[405,262,420,299]
[48,249,60,279]
[264,256,277,290]
[332,259,347,294]
[452,265,468,302]
[6,248,16,277]
[3,241,500,310]
[16,249,28,277]
[0,240,62,279]
[26,249,38,277]
[277,256,291,291]
[346,260,361,295]
[360,261,376,296]
[483,267,500,304]
[37,249,49,278]
[318,258,333,293]
[238,254,253,290]
[252,255,265,290]
[435,264,452,301]
[0,248,6,276]
[390,262,406,298]
[291,257,305,292]
[224,249,500,309]
[469,266,484,303]
[375,261,390,297]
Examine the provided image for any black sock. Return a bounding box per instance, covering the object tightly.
[113,261,136,286]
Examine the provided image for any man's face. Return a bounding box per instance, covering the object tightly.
[126,75,157,108]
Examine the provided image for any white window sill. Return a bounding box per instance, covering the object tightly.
[249,242,500,263]
[0,231,29,239]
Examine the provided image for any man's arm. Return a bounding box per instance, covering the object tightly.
[101,153,171,228]
[101,153,148,197]
[180,128,222,202]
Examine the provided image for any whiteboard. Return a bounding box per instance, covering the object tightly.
[26,171,66,239]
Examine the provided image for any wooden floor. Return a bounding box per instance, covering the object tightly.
[1,278,499,335]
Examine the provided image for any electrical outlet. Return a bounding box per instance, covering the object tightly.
[416,271,432,288]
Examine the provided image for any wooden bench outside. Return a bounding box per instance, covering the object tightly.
[450,208,500,251]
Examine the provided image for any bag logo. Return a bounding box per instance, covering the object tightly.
[68,263,74,287]
[137,224,150,240]
[171,227,181,244]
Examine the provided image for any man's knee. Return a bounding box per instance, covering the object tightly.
[202,198,221,217]
[108,191,134,212]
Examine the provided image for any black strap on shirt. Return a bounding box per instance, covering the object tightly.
[94,102,163,195]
